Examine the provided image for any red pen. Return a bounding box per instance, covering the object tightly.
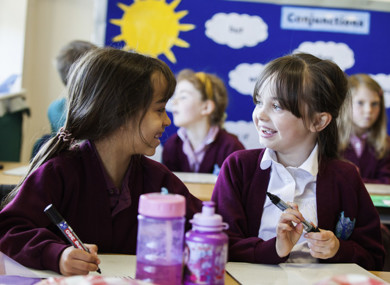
[44,204,101,274]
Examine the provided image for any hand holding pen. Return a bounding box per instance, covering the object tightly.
[44,204,101,275]
[266,192,319,233]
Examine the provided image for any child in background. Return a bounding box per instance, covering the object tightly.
[339,74,390,184]
[211,53,385,270]
[0,48,202,275]
[162,69,244,174]
[31,40,98,158]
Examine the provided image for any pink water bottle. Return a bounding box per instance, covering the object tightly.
[135,190,186,285]
[184,201,229,285]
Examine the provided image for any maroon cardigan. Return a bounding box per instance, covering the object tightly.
[211,149,385,271]
[0,141,202,273]
[162,128,244,173]
[341,140,390,184]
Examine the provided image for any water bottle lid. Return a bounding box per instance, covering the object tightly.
[190,201,229,232]
[138,192,185,218]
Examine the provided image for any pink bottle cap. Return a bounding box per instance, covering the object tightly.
[191,201,229,232]
[138,192,186,218]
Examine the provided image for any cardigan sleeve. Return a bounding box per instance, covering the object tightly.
[211,151,288,264]
[0,161,70,273]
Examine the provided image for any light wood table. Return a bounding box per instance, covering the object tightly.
[0,161,25,185]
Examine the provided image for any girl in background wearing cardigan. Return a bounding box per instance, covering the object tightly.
[162,69,244,174]
[339,74,390,184]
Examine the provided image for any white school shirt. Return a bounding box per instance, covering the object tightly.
[258,145,319,263]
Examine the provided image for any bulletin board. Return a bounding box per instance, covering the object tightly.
[104,0,390,150]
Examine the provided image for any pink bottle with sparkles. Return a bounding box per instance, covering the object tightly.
[184,201,229,285]
[135,189,185,285]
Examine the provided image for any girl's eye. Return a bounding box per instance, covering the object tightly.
[255,99,263,106]
[372,102,380,107]
[273,103,281,111]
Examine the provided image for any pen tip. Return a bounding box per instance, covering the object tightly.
[97,268,102,274]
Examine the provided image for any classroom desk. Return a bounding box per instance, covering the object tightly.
[0,252,389,284]
[0,162,217,200]
[0,161,26,185]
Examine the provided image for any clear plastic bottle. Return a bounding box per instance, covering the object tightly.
[135,191,185,285]
[184,201,229,285]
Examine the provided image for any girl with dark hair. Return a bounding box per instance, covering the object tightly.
[211,53,384,270]
[0,48,202,275]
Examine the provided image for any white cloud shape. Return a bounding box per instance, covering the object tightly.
[224,120,262,150]
[229,63,265,96]
[205,13,268,49]
[293,41,355,71]
[370,73,390,109]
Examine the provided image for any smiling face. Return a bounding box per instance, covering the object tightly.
[252,78,317,165]
[118,72,172,157]
[170,79,207,128]
[352,85,381,136]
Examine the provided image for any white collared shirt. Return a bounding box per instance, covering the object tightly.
[258,145,319,263]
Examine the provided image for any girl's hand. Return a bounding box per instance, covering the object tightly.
[304,230,340,259]
[275,203,304,258]
[59,244,101,276]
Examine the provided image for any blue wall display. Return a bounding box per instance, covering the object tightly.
[104,0,390,151]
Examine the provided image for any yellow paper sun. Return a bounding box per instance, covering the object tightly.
[110,0,195,63]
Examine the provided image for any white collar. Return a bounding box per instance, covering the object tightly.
[260,144,319,177]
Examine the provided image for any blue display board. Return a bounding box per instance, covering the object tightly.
[104,0,390,150]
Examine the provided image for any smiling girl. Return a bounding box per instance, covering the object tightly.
[339,74,390,184]
[162,69,244,174]
[0,48,202,275]
[211,53,384,270]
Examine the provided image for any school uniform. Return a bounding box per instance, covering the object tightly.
[341,140,390,184]
[211,148,385,271]
[162,128,244,173]
[0,140,202,273]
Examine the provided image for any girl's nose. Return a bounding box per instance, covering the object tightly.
[163,112,171,127]
[254,105,268,121]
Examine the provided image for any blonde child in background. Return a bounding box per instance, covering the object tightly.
[0,48,202,275]
[211,53,385,270]
[162,69,244,174]
[339,74,390,184]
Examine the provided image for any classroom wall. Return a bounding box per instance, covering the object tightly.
[3,0,390,162]
[19,0,96,162]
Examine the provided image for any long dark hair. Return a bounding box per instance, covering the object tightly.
[253,53,349,162]
[1,48,176,208]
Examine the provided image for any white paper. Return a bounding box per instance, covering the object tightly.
[0,252,136,278]
[173,172,217,184]
[226,262,384,285]
[3,165,28,176]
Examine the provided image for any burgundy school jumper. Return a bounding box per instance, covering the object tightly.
[162,129,244,173]
[0,140,202,273]
[341,140,390,184]
[211,149,385,271]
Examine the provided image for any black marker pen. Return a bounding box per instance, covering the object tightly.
[44,204,101,274]
[266,192,320,233]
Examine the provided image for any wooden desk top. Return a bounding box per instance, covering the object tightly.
[0,161,25,185]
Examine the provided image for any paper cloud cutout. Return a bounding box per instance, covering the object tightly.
[229,63,266,96]
[293,41,355,71]
[371,73,390,108]
[205,13,268,49]
[224,120,261,150]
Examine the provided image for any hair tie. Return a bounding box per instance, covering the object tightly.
[195,72,213,100]
[57,127,73,143]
